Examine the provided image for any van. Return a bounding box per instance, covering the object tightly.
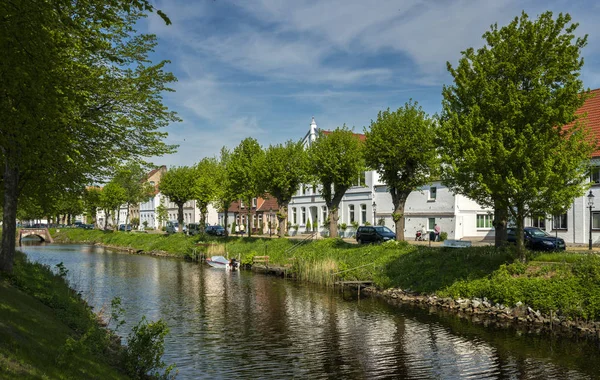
[166,221,187,234]
[355,225,396,244]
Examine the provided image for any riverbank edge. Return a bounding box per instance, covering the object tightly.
[71,237,600,343]
[362,287,600,341]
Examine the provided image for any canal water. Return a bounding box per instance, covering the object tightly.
[21,243,600,379]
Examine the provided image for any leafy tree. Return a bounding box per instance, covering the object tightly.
[113,163,155,226]
[307,127,365,238]
[83,187,102,225]
[228,138,264,237]
[193,158,220,233]
[0,0,178,273]
[439,11,594,260]
[215,147,236,237]
[99,182,127,230]
[156,198,168,229]
[365,101,439,240]
[159,167,196,233]
[261,140,307,238]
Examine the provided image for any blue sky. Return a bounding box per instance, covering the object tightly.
[143,0,600,168]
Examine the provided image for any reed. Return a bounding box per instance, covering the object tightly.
[293,258,338,287]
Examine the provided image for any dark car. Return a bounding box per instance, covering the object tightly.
[118,224,132,232]
[356,225,396,244]
[187,223,202,236]
[206,225,226,236]
[507,227,566,251]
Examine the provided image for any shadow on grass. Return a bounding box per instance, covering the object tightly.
[383,246,515,294]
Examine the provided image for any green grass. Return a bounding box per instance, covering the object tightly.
[52,229,600,321]
[0,252,128,379]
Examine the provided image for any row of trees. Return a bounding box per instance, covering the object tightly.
[162,11,593,263]
[0,1,179,273]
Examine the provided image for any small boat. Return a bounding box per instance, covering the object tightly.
[206,256,239,270]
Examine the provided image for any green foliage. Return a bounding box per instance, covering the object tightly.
[194,157,220,230]
[124,317,176,380]
[307,127,365,238]
[261,140,308,237]
[440,231,448,241]
[159,166,197,231]
[228,138,264,237]
[0,0,179,273]
[99,181,127,228]
[306,219,312,231]
[439,11,593,259]
[231,221,237,235]
[365,100,438,240]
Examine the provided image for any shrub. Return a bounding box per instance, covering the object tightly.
[440,231,448,241]
[124,317,176,379]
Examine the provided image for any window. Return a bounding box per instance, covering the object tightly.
[428,218,435,230]
[532,214,546,230]
[322,206,327,225]
[429,187,437,201]
[354,172,366,187]
[349,205,355,223]
[301,207,306,224]
[476,214,494,229]
[553,213,567,230]
[292,208,297,225]
[361,204,367,224]
[591,167,600,184]
[312,185,317,194]
[593,212,600,230]
[252,198,257,207]
[302,185,307,195]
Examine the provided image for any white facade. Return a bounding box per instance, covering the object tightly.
[164,198,219,226]
[288,117,496,240]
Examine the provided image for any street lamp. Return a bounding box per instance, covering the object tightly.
[372,201,377,225]
[589,190,595,250]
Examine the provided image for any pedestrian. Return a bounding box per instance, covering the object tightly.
[434,224,441,241]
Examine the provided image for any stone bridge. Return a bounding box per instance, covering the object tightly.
[18,228,53,245]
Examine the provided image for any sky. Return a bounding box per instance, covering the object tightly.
[142,0,600,168]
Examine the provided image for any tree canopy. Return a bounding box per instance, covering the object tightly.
[439,11,595,259]
[365,101,438,240]
[159,166,197,233]
[307,127,365,238]
[261,140,308,238]
[228,138,264,237]
[0,0,179,272]
[194,158,220,232]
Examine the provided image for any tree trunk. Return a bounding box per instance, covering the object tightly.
[0,163,20,274]
[515,215,526,262]
[277,204,287,238]
[390,190,410,241]
[393,202,407,241]
[177,203,184,233]
[494,201,509,248]
[199,203,208,233]
[103,210,110,230]
[328,207,339,238]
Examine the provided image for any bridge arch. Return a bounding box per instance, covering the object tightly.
[18,228,54,245]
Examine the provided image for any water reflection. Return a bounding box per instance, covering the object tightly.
[21,243,600,379]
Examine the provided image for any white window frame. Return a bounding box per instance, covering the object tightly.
[476,214,494,229]
[292,208,297,225]
[360,204,367,224]
[301,207,306,225]
[591,167,600,184]
[553,213,567,230]
[349,205,355,223]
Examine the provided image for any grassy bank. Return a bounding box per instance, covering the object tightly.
[0,252,127,379]
[52,229,600,321]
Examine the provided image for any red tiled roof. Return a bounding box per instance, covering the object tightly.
[256,196,279,212]
[322,130,366,142]
[577,89,600,157]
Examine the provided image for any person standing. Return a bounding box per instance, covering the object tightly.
[434,224,441,241]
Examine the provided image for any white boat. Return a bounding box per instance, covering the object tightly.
[206,256,239,270]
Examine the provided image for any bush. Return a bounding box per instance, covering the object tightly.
[440,231,448,241]
[124,317,176,379]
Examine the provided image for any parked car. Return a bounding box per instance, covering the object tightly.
[187,223,201,236]
[206,225,226,236]
[506,227,566,251]
[118,224,132,231]
[82,224,95,230]
[166,221,187,234]
[355,225,396,244]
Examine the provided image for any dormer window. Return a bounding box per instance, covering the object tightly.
[252,198,257,208]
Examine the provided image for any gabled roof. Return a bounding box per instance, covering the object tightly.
[256,197,278,212]
[577,89,600,157]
